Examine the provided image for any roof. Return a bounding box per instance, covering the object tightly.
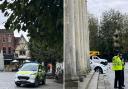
[14,37,20,45]
[0,29,13,34]
[20,34,27,42]
[14,35,28,48]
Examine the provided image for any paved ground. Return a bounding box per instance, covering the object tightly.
[0,72,63,89]
[2,63,128,89]
[106,63,128,89]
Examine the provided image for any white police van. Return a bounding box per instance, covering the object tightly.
[90,60,108,74]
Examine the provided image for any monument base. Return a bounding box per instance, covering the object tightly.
[79,74,86,82]
[65,80,78,89]
[65,76,79,89]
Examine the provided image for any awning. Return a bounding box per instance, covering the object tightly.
[12,60,18,62]
[25,60,30,62]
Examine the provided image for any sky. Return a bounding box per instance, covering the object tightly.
[88,0,128,18]
[0,0,128,41]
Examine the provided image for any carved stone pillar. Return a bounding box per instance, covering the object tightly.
[64,0,90,88]
[64,0,78,88]
[0,50,4,71]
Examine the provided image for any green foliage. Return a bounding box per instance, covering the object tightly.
[121,14,128,52]
[89,9,128,55]
[29,38,63,62]
[0,0,63,62]
[88,15,99,51]
[100,9,123,53]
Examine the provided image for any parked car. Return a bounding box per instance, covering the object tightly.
[90,56,108,64]
[15,62,46,87]
[90,60,108,74]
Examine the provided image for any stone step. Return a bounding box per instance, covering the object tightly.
[87,72,99,89]
[97,74,113,89]
[78,70,97,89]
[97,74,105,89]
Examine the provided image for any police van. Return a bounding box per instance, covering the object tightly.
[15,62,46,87]
[90,60,108,74]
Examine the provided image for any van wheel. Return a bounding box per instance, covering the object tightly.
[95,67,103,74]
[42,78,46,85]
[34,78,39,87]
[15,82,21,87]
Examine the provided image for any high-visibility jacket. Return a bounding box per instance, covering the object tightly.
[112,56,122,71]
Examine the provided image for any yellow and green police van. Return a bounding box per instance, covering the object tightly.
[15,62,46,87]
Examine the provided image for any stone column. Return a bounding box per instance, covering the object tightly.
[86,0,91,71]
[76,0,87,77]
[64,0,78,88]
[81,0,88,73]
[74,0,85,80]
[64,0,90,88]
[0,50,4,71]
[82,0,90,71]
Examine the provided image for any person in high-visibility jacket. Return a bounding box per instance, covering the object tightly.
[120,54,125,87]
[112,51,123,89]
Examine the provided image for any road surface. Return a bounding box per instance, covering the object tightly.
[0,72,63,89]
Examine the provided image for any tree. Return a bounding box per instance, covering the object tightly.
[88,14,99,51]
[100,9,123,53]
[0,0,63,62]
[121,14,128,52]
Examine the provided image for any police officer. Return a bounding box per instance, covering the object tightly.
[120,54,125,87]
[112,50,123,89]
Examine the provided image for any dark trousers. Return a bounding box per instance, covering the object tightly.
[121,70,124,86]
[114,70,122,88]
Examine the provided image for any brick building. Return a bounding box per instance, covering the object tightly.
[0,29,15,65]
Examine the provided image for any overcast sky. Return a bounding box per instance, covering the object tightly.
[0,0,128,40]
[88,0,128,18]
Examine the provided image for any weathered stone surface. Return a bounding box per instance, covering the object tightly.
[87,72,99,89]
[64,0,77,75]
[0,50,4,71]
[78,71,95,89]
[65,80,78,89]
[64,0,90,88]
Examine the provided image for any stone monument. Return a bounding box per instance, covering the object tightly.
[0,50,4,71]
[64,0,90,89]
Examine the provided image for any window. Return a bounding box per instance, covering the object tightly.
[20,63,38,71]
[8,47,11,54]
[3,38,5,42]
[8,36,12,42]
[3,47,6,54]
[94,57,98,59]
[19,50,26,55]
[15,53,18,57]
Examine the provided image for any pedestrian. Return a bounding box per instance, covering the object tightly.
[112,50,123,89]
[119,53,125,87]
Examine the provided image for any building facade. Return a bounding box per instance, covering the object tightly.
[0,29,30,71]
[0,29,15,65]
[14,35,31,64]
